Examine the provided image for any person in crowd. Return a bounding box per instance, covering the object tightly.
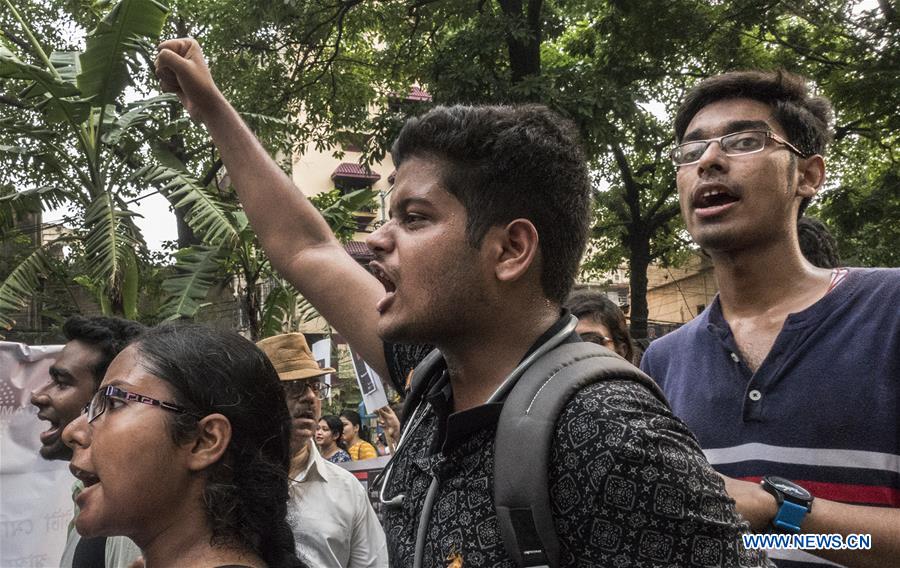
[30,316,144,568]
[339,410,377,461]
[564,288,636,363]
[155,38,768,566]
[316,415,351,464]
[374,405,401,449]
[797,215,841,269]
[641,70,899,566]
[373,427,391,456]
[62,324,303,568]
[257,333,387,568]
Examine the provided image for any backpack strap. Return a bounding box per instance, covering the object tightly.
[399,348,445,429]
[493,342,669,567]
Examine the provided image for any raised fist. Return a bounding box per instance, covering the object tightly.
[155,38,220,123]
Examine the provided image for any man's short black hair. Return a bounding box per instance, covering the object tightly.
[674,70,833,216]
[391,104,592,304]
[62,316,146,385]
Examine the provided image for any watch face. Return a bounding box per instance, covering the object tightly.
[768,476,812,501]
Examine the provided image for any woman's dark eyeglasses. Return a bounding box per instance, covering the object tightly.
[670,130,807,167]
[580,332,614,347]
[282,379,332,401]
[81,385,204,424]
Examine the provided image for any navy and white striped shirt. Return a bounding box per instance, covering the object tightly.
[642,268,900,567]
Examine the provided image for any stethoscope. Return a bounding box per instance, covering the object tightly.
[373,315,578,568]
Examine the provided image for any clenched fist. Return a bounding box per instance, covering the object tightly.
[155,38,222,123]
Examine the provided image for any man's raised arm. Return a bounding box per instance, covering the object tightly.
[154,38,389,378]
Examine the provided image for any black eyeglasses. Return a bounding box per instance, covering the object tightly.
[82,385,204,424]
[670,130,807,167]
[580,332,614,347]
[282,379,332,401]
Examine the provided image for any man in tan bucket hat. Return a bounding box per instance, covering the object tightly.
[257,333,387,568]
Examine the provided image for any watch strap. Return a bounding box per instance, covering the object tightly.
[772,499,809,533]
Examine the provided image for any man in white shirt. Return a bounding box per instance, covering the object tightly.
[257,333,388,568]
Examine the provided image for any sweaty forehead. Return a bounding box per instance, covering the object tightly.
[391,156,459,206]
[56,340,103,381]
[683,98,782,141]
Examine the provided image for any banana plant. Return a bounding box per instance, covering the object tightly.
[0,0,169,329]
[138,154,376,340]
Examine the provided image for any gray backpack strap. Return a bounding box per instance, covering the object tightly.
[494,342,668,567]
[400,348,445,426]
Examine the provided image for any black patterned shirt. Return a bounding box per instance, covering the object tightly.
[382,323,771,568]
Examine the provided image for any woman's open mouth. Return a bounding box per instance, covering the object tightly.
[70,464,101,491]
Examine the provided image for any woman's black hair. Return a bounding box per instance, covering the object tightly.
[340,409,361,428]
[798,216,841,269]
[319,415,347,451]
[132,324,303,568]
[340,409,369,442]
[565,289,636,364]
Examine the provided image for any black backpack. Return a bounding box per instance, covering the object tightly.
[400,340,669,568]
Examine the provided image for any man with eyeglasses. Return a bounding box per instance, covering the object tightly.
[29,316,144,568]
[256,333,388,568]
[641,70,900,566]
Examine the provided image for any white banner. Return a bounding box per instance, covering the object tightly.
[347,346,388,414]
[311,338,333,385]
[1,341,72,567]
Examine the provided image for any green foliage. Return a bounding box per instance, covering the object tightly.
[136,163,241,245]
[158,244,226,319]
[3,0,895,339]
[310,188,378,243]
[0,0,170,329]
[0,247,52,330]
[155,0,897,339]
[758,0,899,267]
[77,0,168,106]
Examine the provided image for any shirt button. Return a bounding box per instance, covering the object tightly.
[730,352,740,363]
[748,389,762,401]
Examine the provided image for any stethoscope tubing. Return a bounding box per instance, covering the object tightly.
[374,315,579,567]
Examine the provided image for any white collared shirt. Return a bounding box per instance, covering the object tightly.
[288,442,388,568]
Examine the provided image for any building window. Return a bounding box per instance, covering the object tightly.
[331,162,381,193]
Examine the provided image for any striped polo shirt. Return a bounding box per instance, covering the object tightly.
[642,268,900,567]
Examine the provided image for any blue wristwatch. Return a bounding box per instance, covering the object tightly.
[761,476,814,533]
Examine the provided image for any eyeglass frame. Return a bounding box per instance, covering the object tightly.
[282,378,332,401]
[670,129,808,167]
[82,385,204,424]
[580,331,615,347]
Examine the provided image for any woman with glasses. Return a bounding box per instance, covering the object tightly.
[63,324,304,568]
[566,288,637,364]
[316,415,351,464]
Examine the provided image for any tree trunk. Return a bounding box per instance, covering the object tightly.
[164,133,202,249]
[497,0,543,88]
[628,233,651,340]
[242,275,261,342]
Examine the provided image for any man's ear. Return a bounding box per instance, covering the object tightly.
[797,154,826,199]
[492,218,540,284]
[185,413,231,472]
